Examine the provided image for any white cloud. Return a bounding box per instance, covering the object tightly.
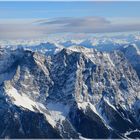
[36,17,140,33]
[0,17,140,40]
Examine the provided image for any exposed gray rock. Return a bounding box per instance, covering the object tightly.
[0,46,139,138]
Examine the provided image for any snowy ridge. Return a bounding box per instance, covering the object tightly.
[4,81,57,128]
[0,46,139,138]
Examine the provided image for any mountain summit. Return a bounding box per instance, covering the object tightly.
[0,46,139,138]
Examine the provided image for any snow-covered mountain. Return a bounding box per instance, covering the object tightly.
[0,42,63,56]
[0,46,140,138]
[120,44,140,79]
[79,39,124,52]
[24,42,63,55]
[60,40,77,48]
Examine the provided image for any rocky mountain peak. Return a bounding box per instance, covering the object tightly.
[0,47,139,138]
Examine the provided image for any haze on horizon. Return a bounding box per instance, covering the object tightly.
[0,1,140,39]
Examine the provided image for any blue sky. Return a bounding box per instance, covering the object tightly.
[0,1,140,39]
[0,1,140,19]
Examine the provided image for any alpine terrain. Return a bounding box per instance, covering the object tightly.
[0,44,140,139]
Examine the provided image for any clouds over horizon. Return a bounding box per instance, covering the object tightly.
[1,16,140,39]
[38,17,140,33]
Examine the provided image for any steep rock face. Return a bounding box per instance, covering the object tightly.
[0,48,24,85]
[0,106,61,138]
[48,47,139,106]
[69,102,111,138]
[0,47,140,138]
[121,44,140,79]
[0,84,61,138]
[0,48,79,138]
